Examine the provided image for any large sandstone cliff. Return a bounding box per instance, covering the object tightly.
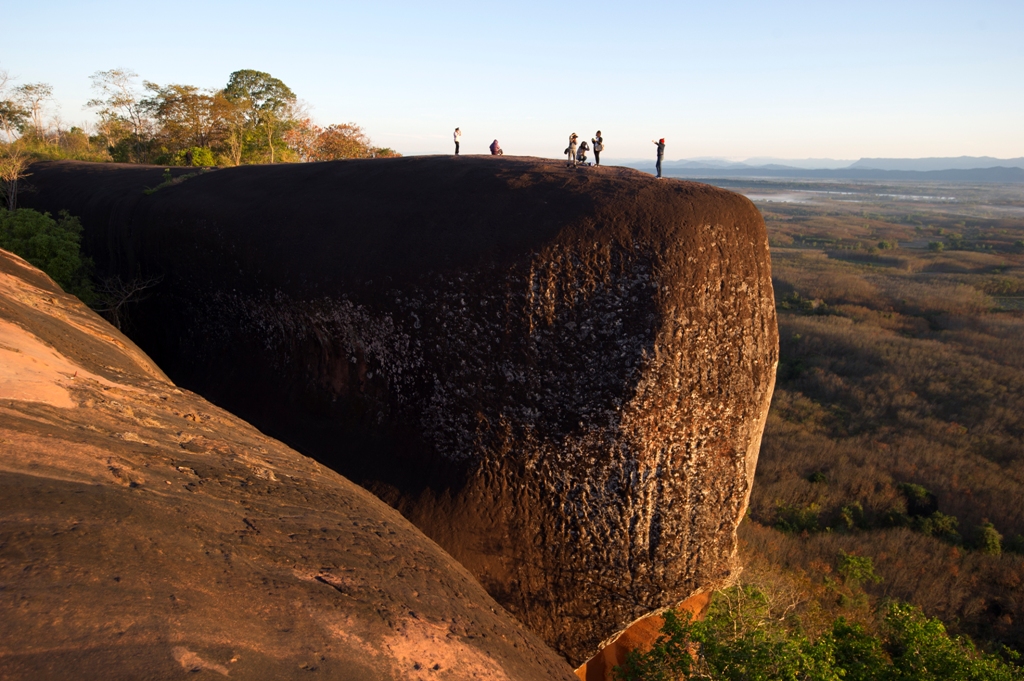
[24,157,778,664]
[0,246,576,681]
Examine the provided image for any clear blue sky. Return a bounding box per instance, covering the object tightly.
[2,0,1022,160]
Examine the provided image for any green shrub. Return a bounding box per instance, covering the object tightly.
[897,483,938,517]
[882,507,912,529]
[778,292,833,315]
[837,551,883,588]
[172,146,215,167]
[882,602,1021,680]
[1006,535,1024,555]
[775,503,821,533]
[973,522,1003,556]
[613,591,1024,681]
[612,609,697,681]
[830,617,892,681]
[838,502,866,531]
[915,511,961,544]
[0,209,95,303]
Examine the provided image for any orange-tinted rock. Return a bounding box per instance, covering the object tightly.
[0,247,576,681]
[24,157,778,664]
[575,592,712,681]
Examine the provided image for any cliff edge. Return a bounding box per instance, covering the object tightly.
[24,157,779,664]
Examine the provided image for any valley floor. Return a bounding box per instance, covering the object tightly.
[700,178,1024,654]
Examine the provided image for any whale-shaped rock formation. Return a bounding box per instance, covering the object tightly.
[0,246,577,681]
[24,157,778,665]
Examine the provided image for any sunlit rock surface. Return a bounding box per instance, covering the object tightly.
[25,157,778,664]
[0,246,576,681]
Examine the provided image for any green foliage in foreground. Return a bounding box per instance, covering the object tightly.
[0,208,95,303]
[614,587,1023,681]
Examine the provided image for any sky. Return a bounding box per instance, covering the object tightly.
[2,0,1023,160]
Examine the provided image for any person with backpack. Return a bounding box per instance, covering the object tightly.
[490,139,503,155]
[454,127,461,155]
[566,133,578,167]
[592,131,604,166]
[652,138,665,178]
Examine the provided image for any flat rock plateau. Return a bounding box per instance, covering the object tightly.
[23,156,779,666]
[0,246,577,680]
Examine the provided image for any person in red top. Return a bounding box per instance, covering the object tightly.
[652,138,665,178]
[489,139,503,155]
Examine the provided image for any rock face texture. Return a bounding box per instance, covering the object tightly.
[24,157,778,664]
[0,246,577,681]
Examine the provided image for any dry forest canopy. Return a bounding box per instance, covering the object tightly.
[0,66,397,180]
[699,178,1024,659]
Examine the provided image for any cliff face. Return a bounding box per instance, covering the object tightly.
[0,246,576,681]
[24,157,778,664]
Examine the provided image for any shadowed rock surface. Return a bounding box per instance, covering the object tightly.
[0,246,577,681]
[24,157,779,664]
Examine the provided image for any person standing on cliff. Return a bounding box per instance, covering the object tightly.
[566,133,578,167]
[454,127,461,155]
[592,131,603,166]
[652,138,665,178]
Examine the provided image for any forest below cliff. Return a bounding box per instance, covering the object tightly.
[703,179,1024,662]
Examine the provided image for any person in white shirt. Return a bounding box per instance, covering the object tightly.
[592,131,604,166]
[454,127,461,155]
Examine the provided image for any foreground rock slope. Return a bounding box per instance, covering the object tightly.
[25,157,779,664]
[0,246,576,681]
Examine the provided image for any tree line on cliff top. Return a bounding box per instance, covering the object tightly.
[0,66,397,187]
[0,66,402,318]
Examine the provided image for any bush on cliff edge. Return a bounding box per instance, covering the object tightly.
[0,208,95,303]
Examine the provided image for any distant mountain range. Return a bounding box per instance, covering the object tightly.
[614,156,1024,182]
[665,157,855,170]
[849,156,1024,171]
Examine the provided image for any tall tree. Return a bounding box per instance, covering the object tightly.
[282,118,321,162]
[0,69,27,143]
[222,69,296,163]
[213,92,248,166]
[87,69,152,162]
[0,100,26,142]
[143,83,222,151]
[13,83,53,138]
